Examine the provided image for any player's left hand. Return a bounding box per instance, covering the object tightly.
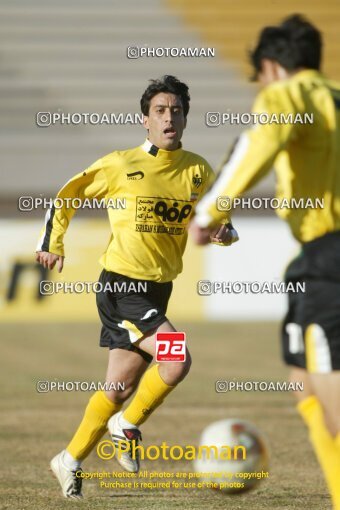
[189,221,239,246]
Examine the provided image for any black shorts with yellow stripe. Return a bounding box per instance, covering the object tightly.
[282,231,340,373]
[96,269,173,363]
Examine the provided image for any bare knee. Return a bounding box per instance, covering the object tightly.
[159,350,192,385]
[105,369,145,403]
[104,348,149,404]
[105,382,138,404]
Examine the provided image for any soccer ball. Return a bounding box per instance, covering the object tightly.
[194,419,269,493]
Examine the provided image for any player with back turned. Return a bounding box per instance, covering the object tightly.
[35,75,238,499]
[191,15,340,510]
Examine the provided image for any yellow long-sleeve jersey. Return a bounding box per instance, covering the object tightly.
[195,70,340,243]
[36,139,215,282]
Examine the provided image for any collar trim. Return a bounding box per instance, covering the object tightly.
[141,139,159,157]
[141,139,182,157]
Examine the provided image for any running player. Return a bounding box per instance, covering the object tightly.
[191,16,340,510]
[35,75,238,499]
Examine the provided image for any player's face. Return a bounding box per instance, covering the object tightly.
[143,92,187,150]
[258,59,289,87]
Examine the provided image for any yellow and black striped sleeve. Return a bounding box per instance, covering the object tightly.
[36,158,108,256]
[194,85,299,227]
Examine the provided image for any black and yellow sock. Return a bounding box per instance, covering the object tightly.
[122,364,175,426]
[66,391,122,461]
[298,395,340,510]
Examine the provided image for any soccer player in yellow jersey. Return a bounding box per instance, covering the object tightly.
[192,15,340,509]
[35,75,237,498]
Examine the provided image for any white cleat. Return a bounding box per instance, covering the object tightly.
[108,411,142,473]
[50,451,83,499]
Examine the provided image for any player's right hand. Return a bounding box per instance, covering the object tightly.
[35,251,64,273]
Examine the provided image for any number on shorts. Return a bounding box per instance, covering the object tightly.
[286,323,304,354]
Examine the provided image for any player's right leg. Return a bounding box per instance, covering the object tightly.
[50,347,148,499]
[310,371,340,436]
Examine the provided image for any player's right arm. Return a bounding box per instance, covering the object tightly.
[35,158,108,272]
[194,84,300,231]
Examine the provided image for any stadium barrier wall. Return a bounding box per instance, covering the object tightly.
[0,218,298,322]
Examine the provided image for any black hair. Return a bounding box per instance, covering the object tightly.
[280,14,322,70]
[140,75,190,117]
[250,14,322,78]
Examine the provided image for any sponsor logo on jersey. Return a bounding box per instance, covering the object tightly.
[136,197,192,223]
[127,171,144,180]
[135,196,193,235]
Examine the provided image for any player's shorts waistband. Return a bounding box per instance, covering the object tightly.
[286,230,340,282]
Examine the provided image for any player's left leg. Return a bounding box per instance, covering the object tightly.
[108,319,191,472]
[122,319,191,424]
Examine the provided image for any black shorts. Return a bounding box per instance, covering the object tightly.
[282,231,340,373]
[96,269,173,362]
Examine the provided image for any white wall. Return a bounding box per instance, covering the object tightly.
[204,217,300,320]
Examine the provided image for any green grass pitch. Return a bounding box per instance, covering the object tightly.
[0,322,330,509]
